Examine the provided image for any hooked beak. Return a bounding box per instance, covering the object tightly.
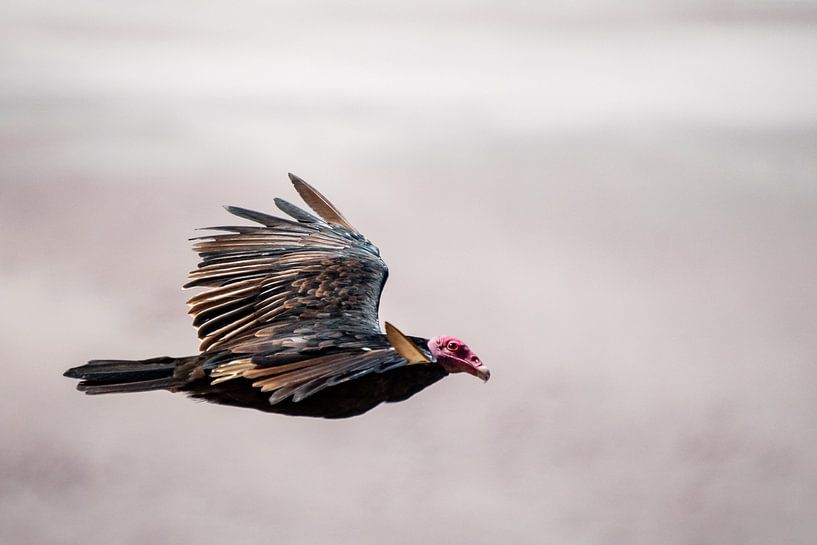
[457,360,490,382]
[436,352,491,383]
[474,365,491,382]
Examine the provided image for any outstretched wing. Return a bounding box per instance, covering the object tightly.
[211,346,410,404]
[199,321,435,407]
[184,174,388,353]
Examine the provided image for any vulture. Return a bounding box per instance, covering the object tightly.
[64,174,489,418]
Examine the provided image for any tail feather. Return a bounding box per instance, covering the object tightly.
[64,356,191,395]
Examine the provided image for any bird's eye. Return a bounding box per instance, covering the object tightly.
[446,341,459,351]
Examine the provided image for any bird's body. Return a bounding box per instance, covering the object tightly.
[65,175,489,418]
[186,352,448,418]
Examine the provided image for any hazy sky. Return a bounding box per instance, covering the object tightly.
[1,1,816,544]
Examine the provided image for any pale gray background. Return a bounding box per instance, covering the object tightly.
[1,1,816,544]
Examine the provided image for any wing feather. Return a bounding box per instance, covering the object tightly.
[212,348,407,403]
[288,173,357,232]
[222,205,308,229]
[186,176,387,354]
[274,197,322,224]
[385,322,432,364]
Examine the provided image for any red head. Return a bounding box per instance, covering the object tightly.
[428,336,490,382]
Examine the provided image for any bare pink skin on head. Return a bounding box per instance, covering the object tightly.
[428,336,490,382]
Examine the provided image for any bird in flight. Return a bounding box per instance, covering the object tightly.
[64,174,489,418]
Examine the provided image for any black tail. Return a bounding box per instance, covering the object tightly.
[64,356,191,395]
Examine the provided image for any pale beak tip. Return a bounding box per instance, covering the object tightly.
[477,366,491,383]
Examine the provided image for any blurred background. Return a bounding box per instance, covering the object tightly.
[1,1,816,544]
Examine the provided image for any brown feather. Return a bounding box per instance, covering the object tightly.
[385,322,431,364]
[288,173,357,232]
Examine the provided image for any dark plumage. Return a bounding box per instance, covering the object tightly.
[64,174,489,418]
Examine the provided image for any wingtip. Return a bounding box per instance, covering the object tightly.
[287,172,317,197]
[286,173,357,232]
[272,197,290,213]
[64,365,86,379]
